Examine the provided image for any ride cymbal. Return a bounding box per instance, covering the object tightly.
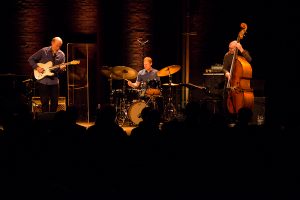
[157,65,181,77]
[100,66,122,80]
[111,66,138,80]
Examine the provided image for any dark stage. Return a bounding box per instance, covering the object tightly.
[0,0,300,197]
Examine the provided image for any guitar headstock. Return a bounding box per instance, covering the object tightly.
[70,60,80,65]
[238,23,247,41]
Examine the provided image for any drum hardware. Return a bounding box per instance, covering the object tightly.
[100,66,144,126]
[111,66,138,107]
[145,94,160,110]
[126,88,141,102]
[115,98,131,126]
[100,66,119,105]
[145,79,161,96]
[162,83,179,86]
[100,66,138,108]
[159,65,181,121]
[162,81,178,122]
[179,82,207,90]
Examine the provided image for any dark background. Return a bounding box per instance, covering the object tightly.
[1,0,299,125]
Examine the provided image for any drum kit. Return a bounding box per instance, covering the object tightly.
[100,64,181,126]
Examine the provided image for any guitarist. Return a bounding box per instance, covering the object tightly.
[28,36,66,112]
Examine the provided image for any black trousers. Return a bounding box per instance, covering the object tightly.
[37,82,59,112]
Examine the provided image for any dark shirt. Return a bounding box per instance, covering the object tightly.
[136,68,160,90]
[136,68,160,83]
[222,50,252,74]
[28,46,65,85]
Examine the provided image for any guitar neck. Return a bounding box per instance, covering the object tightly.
[49,62,72,70]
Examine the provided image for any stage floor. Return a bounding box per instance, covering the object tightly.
[77,121,135,136]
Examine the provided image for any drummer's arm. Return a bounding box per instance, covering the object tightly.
[128,81,140,88]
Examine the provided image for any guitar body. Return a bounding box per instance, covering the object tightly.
[34,61,55,80]
[33,60,80,80]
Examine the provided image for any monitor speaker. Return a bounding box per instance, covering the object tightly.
[31,96,66,113]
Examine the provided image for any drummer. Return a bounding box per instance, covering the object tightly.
[127,56,160,91]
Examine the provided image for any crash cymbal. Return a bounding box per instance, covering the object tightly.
[111,66,138,80]
[162,83,179,86]
[157,65,181,77]
[100,67,122,80]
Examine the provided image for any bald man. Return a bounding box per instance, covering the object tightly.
[222,40,252,80]
[28,37,66,112]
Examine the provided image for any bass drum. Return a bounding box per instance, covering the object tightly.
[128,101,147,125]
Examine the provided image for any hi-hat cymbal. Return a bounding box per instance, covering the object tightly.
[100,67,122,80]
[162,83,179,86]
[111,66,138,80]
[157,65,181,77]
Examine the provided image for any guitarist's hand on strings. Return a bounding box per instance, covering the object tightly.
[37,66,44,73]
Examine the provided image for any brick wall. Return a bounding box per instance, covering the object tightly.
[13,0,98,75]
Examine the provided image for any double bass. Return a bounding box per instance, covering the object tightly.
[226,23,254,114]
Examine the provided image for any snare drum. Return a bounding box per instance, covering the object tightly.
[145,80,161,96]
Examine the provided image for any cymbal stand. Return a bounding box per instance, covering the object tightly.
[163,71,177,121]
[109,73,114,106]
[145,94,159,110]
[115,97,130,126]
[115,73,131,126]
[122,73,127,99]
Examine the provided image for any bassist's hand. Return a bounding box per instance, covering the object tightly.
[225,72,231,80]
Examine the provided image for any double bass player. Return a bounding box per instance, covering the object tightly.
[222,39,253,123]
[223,40,252,80]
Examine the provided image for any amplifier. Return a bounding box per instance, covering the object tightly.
[32,96,66,112]
[203,73,225,99]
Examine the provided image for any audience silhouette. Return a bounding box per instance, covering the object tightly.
[1,95,300,198]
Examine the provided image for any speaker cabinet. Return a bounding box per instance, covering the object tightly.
[203,73,225,99]
[32,96,66,113]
